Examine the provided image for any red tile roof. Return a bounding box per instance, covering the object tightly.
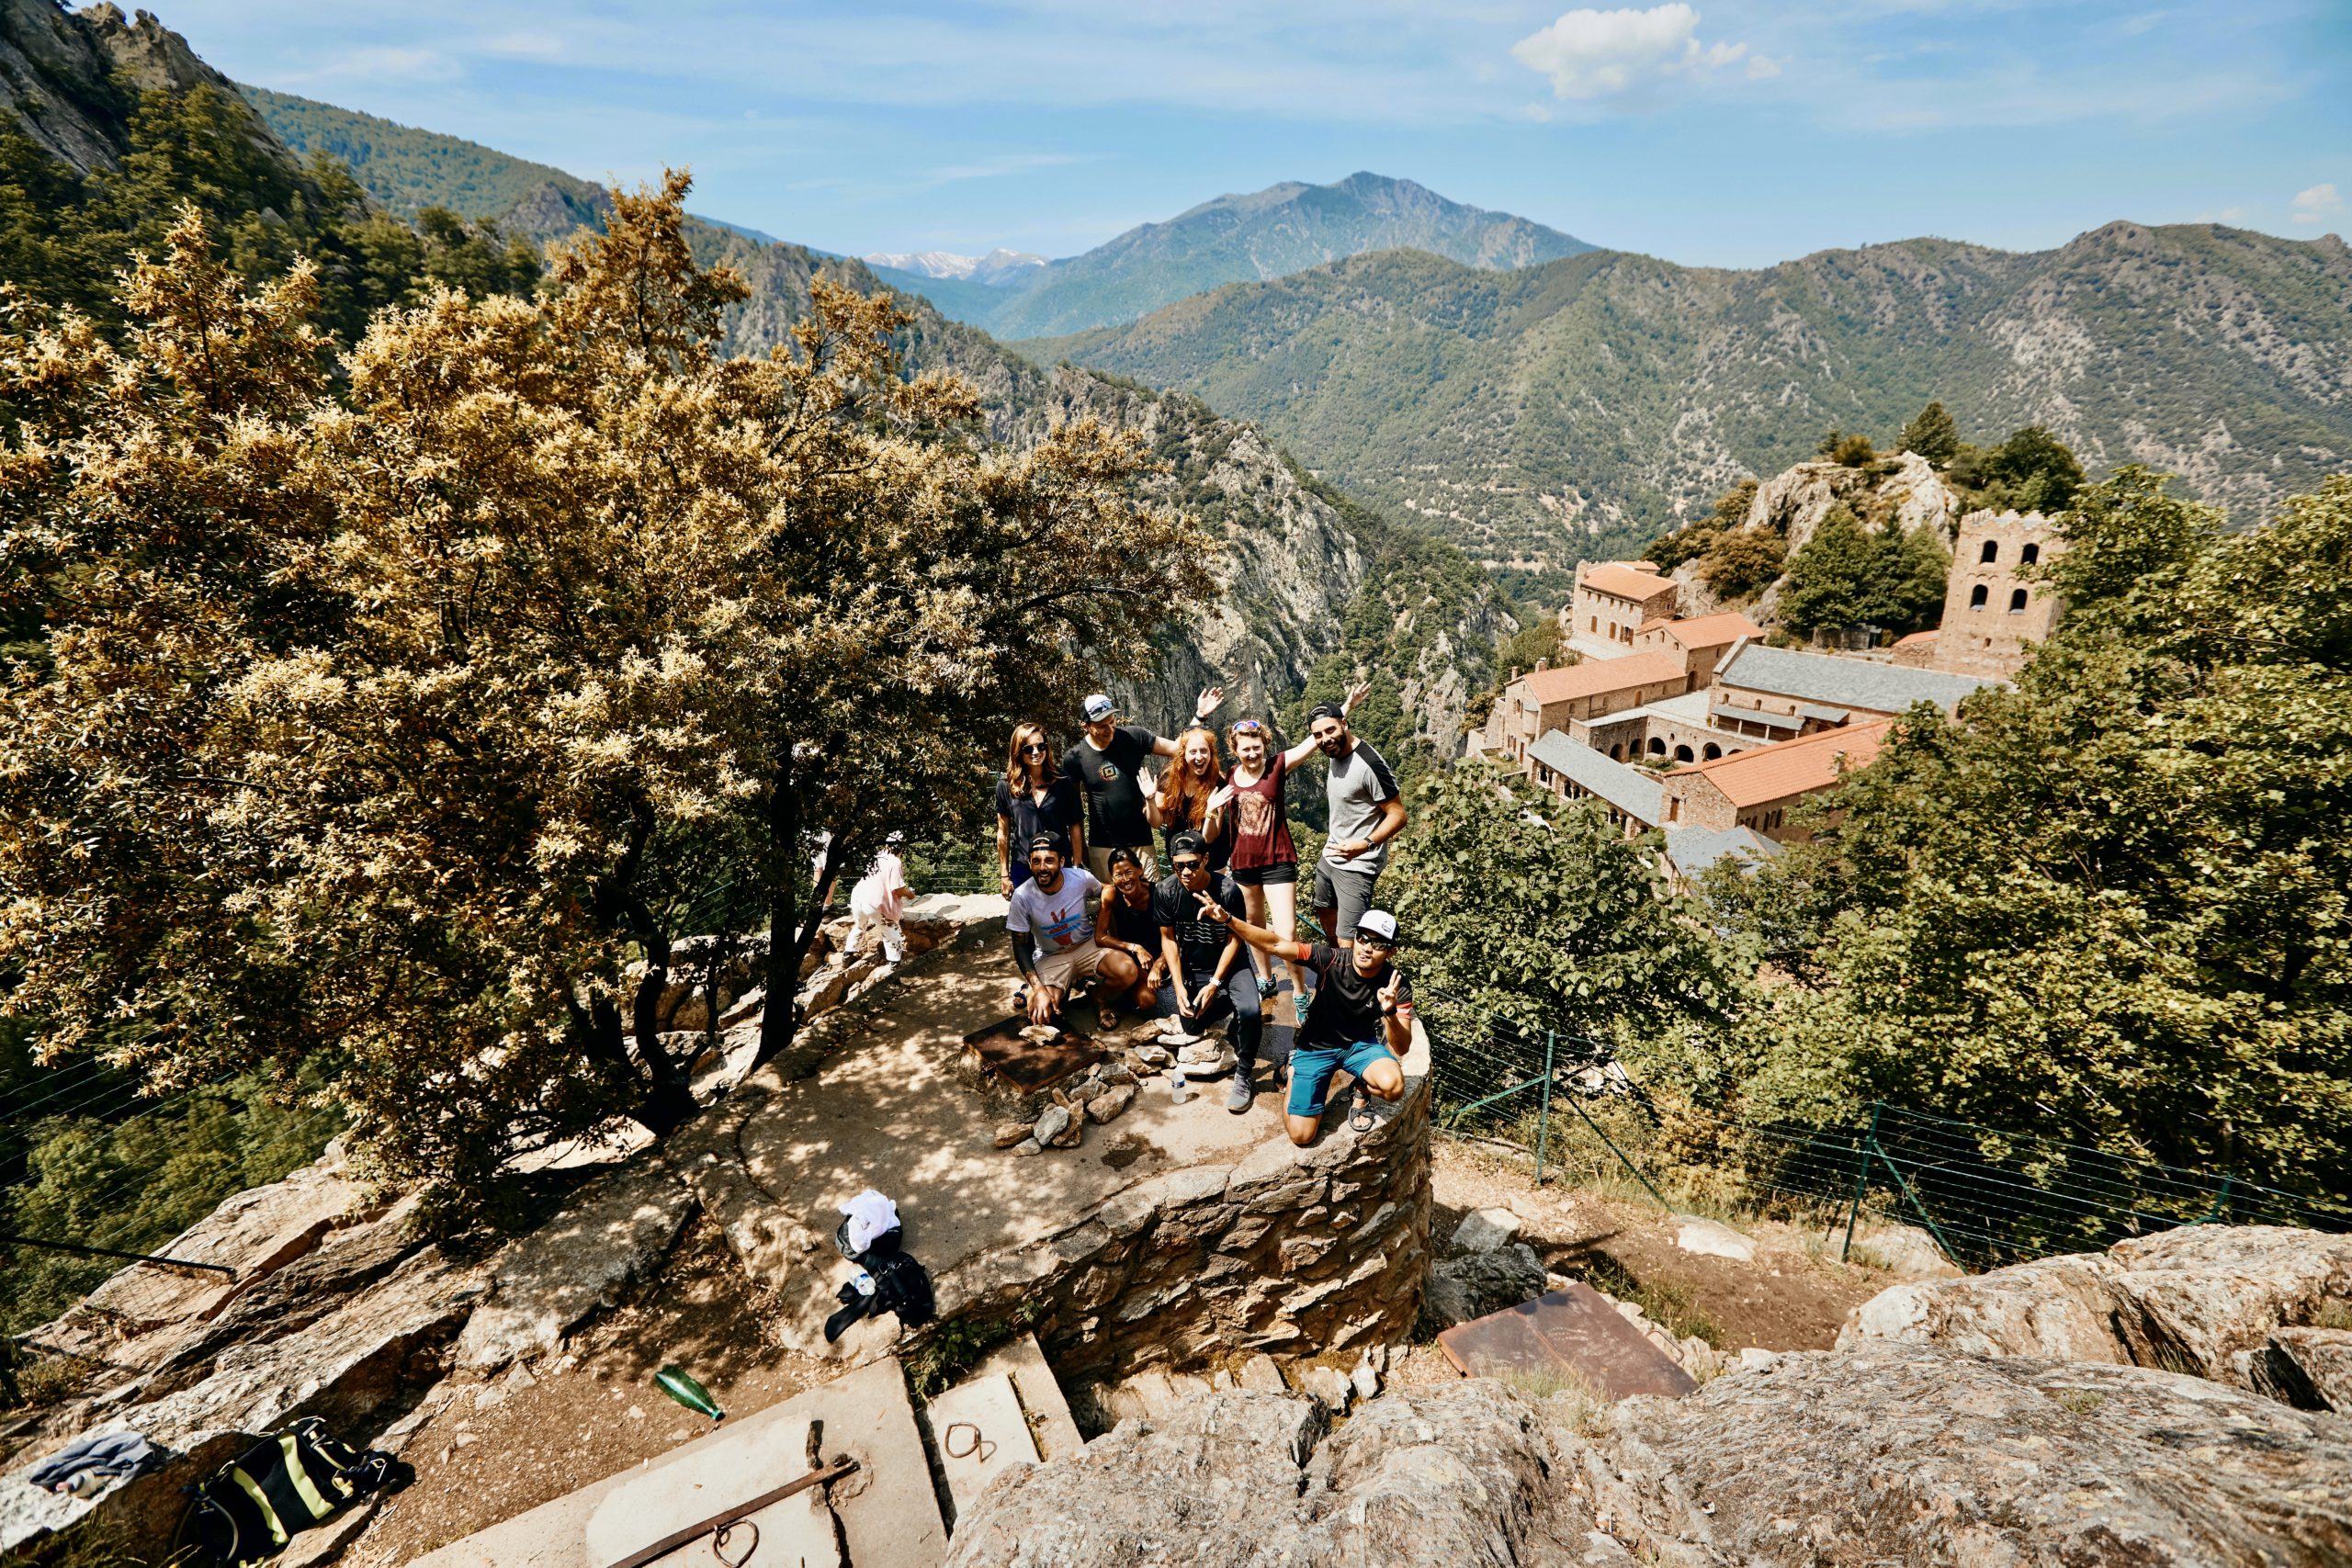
[1578,563,1679,603]
[1513,652,1690,707]
[1668,719,1893,808]
[1649,612,1763,649]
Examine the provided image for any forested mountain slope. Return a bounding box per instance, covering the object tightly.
[1024,226,2352,592]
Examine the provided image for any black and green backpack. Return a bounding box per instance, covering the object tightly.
[183,1417,402,1566]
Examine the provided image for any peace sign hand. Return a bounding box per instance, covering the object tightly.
[1377,970,1405,1014]
[1195,889,1232,923]
[1344,679,1372,715]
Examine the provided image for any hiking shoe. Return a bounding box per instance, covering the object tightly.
[1223,1073,1254,1113]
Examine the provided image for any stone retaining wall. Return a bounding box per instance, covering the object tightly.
[930,1074,1432,1384]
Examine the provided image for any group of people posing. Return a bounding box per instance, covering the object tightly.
[995,686,1414,1142]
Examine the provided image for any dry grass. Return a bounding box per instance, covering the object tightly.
[1493,1364,1613,1438]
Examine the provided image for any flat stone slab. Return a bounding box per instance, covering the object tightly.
[1437,1283,1699,1400]
[925,1373,1037,1527]
[1674,1216,1757,1262]
[967,1333,1081,1462]
[410,1357,943,1568]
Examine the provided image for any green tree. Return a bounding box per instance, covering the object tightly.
[1778,505,1946,637]
[0,178,1213,1207]
[1899,400,1960,464]
[1831,433,1877,468]
[1962,424,2086,513]
[1736,468,2352,1198]
[1384,766,1742,1059]
[1699,527,1786,600]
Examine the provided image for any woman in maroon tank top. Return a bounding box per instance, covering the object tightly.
[1218,718,1305,993]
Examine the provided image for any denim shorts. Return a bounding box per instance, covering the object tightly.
[1286,1039,1398,1118]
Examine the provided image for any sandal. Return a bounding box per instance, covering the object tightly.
[1349,1098,1376,1134]
[1098,1002,1118,1032]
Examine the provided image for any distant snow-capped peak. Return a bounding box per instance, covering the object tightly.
[863,248,1047,285]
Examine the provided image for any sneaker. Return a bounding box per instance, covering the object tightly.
[1223,1073,1254,1113]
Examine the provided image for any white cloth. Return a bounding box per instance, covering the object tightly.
[840,1189,900,1255]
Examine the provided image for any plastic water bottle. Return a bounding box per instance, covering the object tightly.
[1169,1066,1193,1105]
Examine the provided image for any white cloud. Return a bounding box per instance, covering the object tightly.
[2291,183,2343,225]
[283,44,460,83]
[1510,5,1756,103]
[1747,53,1782,79]
[2191,205,2249,222]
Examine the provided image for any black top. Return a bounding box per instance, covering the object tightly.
[1297,942,1412,1053]
[1099,885,1160,954]
[1062,724,1159,848]
[1151,871,1246,977]
[994,773,1081,852]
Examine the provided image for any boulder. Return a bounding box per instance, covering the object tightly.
[1672,1215,1756,1262]
[1848,1221,1962,1279]
[1031,1104,1071,1149]
[452,1157,696,1371]
[992,1121,1035,1149]
[1419,1241,1546,1333]
[1839,1224,2352,1390]
[1447,1207,1522,1255]
[944,1349,2352,1568]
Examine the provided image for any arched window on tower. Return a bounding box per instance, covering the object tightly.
[1980,539,1999,564]
[2008,588,2029,614]
[2020,543,2041,566]
[1969,583,1988,610]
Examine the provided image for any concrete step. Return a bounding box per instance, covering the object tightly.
[922,1373,1037,1529]
[966,1332,1082,1462]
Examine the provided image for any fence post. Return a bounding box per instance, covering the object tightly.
[1840,1101,1881,1261]
[2199,1173,2234,1224]
[1534,1031,1556,1186]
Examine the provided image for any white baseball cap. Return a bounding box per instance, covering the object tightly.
[1356,909,1399,944]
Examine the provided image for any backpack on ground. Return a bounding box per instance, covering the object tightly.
[183,1417,405,1566]
[867,1248,935,1326]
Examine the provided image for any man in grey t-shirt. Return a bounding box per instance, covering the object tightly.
[1306,700,1408,949]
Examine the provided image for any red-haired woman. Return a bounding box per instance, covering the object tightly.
[1148,723,1229,873]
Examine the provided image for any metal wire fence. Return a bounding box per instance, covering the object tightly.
[1415,987,2352,1272]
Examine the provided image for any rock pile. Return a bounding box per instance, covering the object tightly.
[944,1347,2352,1567]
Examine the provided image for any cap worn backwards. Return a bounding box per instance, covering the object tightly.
[1170,829,1209,859]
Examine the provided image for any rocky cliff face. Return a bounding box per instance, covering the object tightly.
[0,2,287,174]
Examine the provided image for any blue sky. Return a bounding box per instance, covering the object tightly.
[164,1,2346,268]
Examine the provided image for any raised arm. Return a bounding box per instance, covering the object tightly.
[1278,679,1371,769]
[1150,686,1227,758]
[1195,890,1313,964]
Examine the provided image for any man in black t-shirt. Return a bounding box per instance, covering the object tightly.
[1149,830,1261,1113]
[1063,686,1224,882]
[1196,900,1412,1145]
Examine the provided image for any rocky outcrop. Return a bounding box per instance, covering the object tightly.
[947,1348,2352,1567]
[0,2,290,176]
[1742,450,1961,554]
[1838,1224,2352,1393]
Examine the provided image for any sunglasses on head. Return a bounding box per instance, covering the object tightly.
[1232,720,1265,734]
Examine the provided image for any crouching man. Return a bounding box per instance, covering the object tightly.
[1195,897,1412,1144]
[1009,832,1142,1031]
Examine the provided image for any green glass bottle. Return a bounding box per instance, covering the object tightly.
[656,1364,725,1421]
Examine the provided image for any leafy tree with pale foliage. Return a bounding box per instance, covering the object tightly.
[0,176,1214,1210]
[1738,468,2352,1200]
[1777,503,1948,637]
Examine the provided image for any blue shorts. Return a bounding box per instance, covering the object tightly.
[1286,1039,1398,1118]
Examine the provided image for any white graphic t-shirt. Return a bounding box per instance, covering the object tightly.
[1008,868,1101,953]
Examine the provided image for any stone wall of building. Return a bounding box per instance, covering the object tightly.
[928,1076,1432,1385]
[1933,509,2061,681]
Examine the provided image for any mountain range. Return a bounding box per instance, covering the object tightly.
[863,248,1046,284]
[1021,226,2352,589]
[899,173,1594,340]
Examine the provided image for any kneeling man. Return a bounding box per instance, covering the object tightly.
[1009,832,1142,1030]
[1195,897,1411,1145]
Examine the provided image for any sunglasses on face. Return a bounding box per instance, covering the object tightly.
[1022,742,1047,753]
[1172,859,1204,873]
[1356,937,1395,953]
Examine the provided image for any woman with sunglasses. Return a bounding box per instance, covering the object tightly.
[995,722,1082,897]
